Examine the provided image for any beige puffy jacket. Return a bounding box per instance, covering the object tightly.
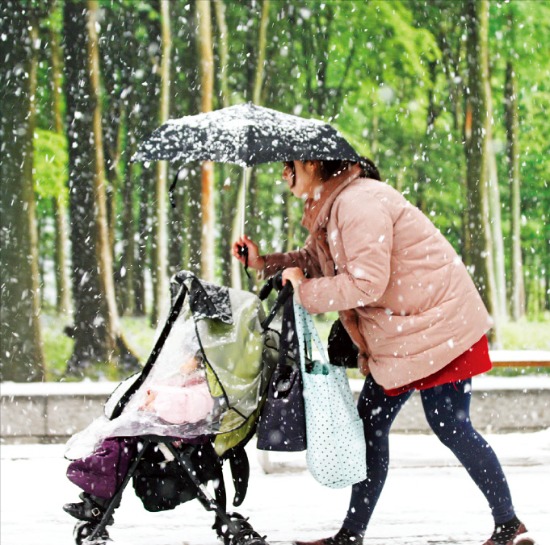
[261,164,493,389]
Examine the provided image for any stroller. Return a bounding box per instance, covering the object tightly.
[63,271,292,545]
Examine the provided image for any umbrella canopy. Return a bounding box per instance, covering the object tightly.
[132,102,359,166]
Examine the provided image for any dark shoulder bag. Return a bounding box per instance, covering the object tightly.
[327,319,359,368]
[257,297,307,452]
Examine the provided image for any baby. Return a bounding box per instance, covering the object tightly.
[140,352,214,425]
[63,352,216,526]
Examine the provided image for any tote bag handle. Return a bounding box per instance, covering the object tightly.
[293,301,330,374]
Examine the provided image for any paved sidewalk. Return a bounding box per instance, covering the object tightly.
[1,430,549,545]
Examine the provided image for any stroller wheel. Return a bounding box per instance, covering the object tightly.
[233,535,268,545]
[213,513,268,545]
[73,521,110,545]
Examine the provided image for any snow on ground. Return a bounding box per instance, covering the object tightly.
[1,430,549,545]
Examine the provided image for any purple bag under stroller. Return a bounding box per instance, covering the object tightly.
[67,438,137,499]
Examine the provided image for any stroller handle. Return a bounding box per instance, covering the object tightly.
[260,279,294,330]
[258,270,291,300]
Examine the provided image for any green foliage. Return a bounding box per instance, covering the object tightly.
[501,314,550,350]
[489,314,550,376]
[22,0,550,383]
[41,309,550,380]
[41,313,155,382]
[41,313,72,381]
[369,0,441,79]
[33,129,68,205]
[120,315,157,362]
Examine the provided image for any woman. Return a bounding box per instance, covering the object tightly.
[232,159,533,545]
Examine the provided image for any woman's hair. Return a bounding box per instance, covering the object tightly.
[283,161,295,176]
[316,157,381,182]
[317,160,348,181]
[358,157,381,181]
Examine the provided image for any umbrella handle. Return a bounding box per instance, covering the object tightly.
[238,244,251,279]
[237,244,248,258]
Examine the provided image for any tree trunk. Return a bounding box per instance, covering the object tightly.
[0,5,46,382]
[214,0,230,109]
[134,170,150,316]
[49,2,71,315]
[485,60,507,321]
[100,12,129,266]
[200,160,216,282]
[119,158,136,316]
[505,52,525,320]
[214,0,236,286]
[105,130,121,264]
[64,0,138,372]
[132,11,163,318]
[252,0,270,105]
[116,17,138,317]
[248,0,270,234]
[64,1,106,368]
[53,195,71,314]
[87,0,121,351]
[464,0,501,345]
[416,60,438,214]
[168,175,185,277]
[151,0,172,323]
[196,0,216,282]
[315,7,334,115]
[182,168,203,277]
[486,149,507,321]
[525,256,542,316]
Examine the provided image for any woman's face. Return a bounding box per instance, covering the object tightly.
[282,161,322,199]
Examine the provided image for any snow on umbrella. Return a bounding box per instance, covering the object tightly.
[132,103,360,268]
[131,102,360,166]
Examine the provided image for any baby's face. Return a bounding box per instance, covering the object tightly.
[180,356,198,375]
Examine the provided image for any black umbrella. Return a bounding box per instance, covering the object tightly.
[131,102,359,166]
[132,103,360,271]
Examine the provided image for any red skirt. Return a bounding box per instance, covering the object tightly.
[385,335,492,396]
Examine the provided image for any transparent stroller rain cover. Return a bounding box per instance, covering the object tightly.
[65,272,274,461]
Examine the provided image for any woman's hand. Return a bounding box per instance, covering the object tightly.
[231,235,265,270]
[282,267,305,303]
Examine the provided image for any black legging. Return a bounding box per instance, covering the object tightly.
[343,375,515,535]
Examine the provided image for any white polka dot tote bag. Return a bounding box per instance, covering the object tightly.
[294,301,367,488]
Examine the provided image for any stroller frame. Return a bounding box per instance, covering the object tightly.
[76,435,262,545]
[70,273,292,545]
